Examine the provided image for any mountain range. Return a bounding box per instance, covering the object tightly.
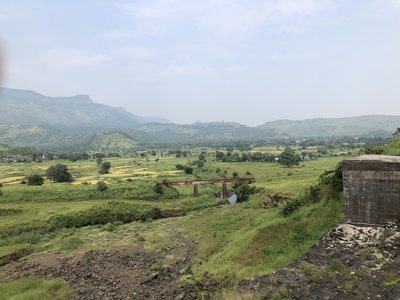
[1,87,399,150]
[0,88,169,129]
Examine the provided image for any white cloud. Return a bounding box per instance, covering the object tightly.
[35,48,108,69]
[113,0,333,35]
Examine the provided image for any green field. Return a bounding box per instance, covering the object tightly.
[0,149,345,298]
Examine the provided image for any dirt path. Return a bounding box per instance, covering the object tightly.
[1,236,217,299]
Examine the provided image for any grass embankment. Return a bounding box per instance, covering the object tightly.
[172,187,343,282]
[0,278,71,300]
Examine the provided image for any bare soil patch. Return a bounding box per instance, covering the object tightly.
[1,236,218,299]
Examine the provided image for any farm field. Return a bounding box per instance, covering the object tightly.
[0,149,345,299]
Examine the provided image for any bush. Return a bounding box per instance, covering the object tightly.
[175,164,193,174]
[99,161,111,174]
[233,183,252,202]
[364,147,384,155]
[319,162,343,192]
[154,182,164,194]
[20,180,27,185]
[303,184,322,204]
[47,202,163,230]
[26,174,44,186]
[282,199,301,216]
[96,181,108,192]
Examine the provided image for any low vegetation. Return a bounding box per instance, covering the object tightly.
[0,144,350,297]
[0,278,71,300]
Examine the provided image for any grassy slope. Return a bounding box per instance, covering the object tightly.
[384,139,400,156]
[0,278,71,300]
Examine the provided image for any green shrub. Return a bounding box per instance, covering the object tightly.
[319,161,343,192]
[47,202,162,230]
[26,174,44,186]
[154,182,164,194]
[364,147,384,154]
[282,199,301,216]
[176,164,193,174]
[303,184,322,204]
[232,183,259,203]
[161,186,180,199]
[96,181,108,192]
[99,161,111,174]
[233,183,252,202]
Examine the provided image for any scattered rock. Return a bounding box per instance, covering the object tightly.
[237,222,400,299]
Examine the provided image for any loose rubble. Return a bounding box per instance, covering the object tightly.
[237,222,400,299]
[1,238,218,300]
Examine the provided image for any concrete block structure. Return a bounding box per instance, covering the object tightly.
[343,155,400,225]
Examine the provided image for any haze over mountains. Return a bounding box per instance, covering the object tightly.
[0,88,169,129]
[0,88,399,150]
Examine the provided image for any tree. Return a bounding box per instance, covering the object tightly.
[393,127,400,139]
[99,161,111,174]
[96,181,108,191]
[278,147,302,168]
[175,164,193,174]
[233,183,252,202]
[45,164,73,182]
[26,174,44,186]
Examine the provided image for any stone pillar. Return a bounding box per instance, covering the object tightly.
[221,182,228,198]
[193,184,199,196]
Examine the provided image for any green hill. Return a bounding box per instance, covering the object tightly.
[0,125,138,152]
[0,88,168,129]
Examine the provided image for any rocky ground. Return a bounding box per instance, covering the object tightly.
[237,222,400,299]
[1,236,218,300]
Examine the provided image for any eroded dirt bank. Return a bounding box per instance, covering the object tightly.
[1,236,218,300]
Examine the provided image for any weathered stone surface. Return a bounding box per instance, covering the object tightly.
[343,155,400,225]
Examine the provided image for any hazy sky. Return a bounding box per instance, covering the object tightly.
[1,0,400,126]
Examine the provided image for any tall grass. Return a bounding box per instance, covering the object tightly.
[384,139,400,156]
[0,278,71,300]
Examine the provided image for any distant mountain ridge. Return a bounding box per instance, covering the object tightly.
[257,115,400,138]
[0,87,170,129]
[0,88,399,149]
